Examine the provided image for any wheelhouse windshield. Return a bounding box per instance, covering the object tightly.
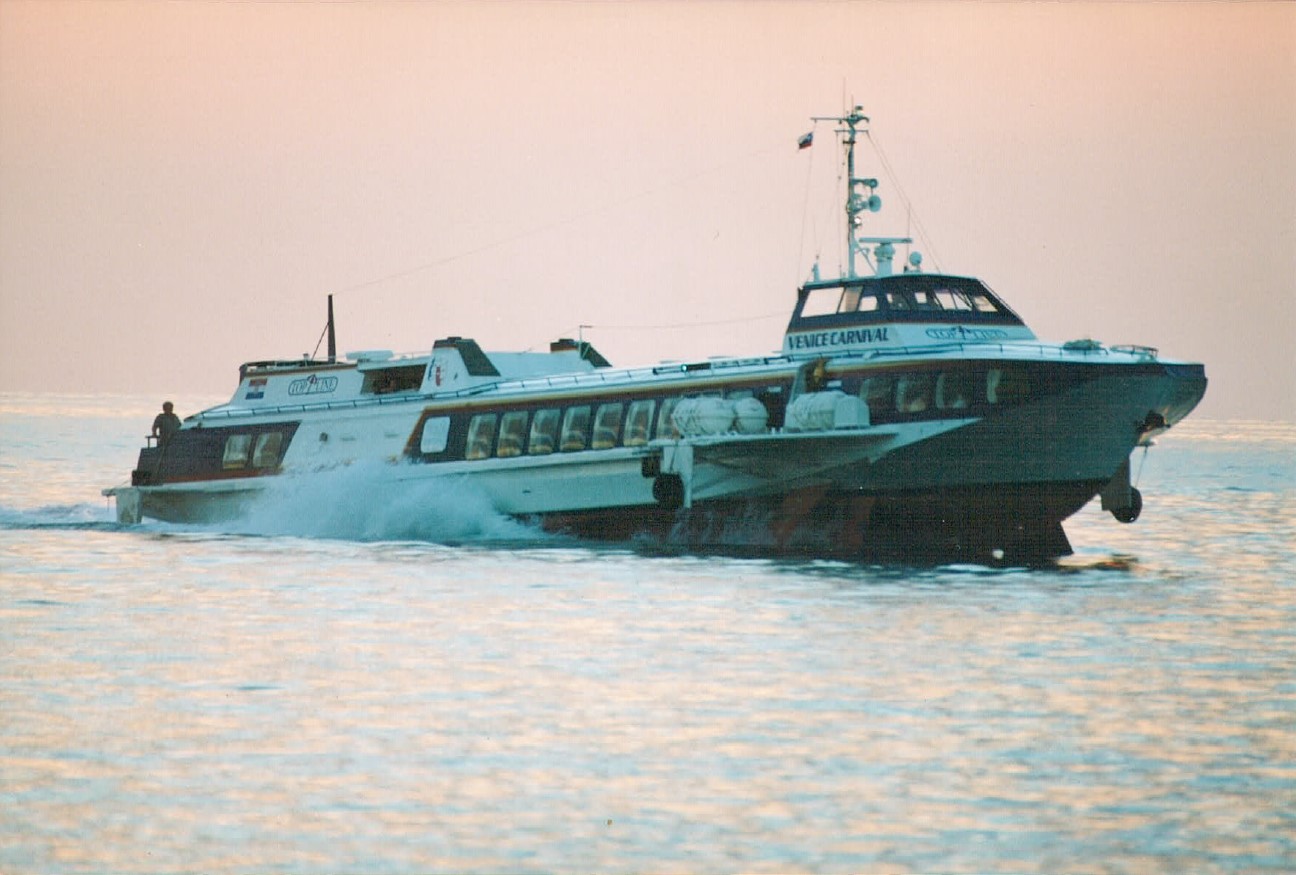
[794,275,1022,325]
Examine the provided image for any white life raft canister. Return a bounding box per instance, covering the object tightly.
[785,390,870,431]
[732,397,769,434]
[671,396,736,436]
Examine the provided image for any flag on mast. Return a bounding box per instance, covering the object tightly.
[797,131,814,150]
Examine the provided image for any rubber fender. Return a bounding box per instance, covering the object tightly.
[652,474,685,510]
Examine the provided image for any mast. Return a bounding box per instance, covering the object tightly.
[811,105,910,279]
[843,107,865,278]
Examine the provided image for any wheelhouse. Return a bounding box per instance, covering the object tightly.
[790,273,1025,329]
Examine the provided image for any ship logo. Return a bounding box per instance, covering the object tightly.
[925,326,1009,342]
[288,374,338,396]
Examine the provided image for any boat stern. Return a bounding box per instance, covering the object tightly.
[103,485,142,524]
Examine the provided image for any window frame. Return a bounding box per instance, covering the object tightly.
[419,417,451,454]
[896,373,935,414]
[858,375,895,420]
[222,434,252,469]
[655,397,681,439]
[528,408,560,455]
[987,367,1030,405]
[624,399,655,447]
[497,410,529,458]
[936,370,976,411]
[560,406,591,452]
[592,402,624,450]
[465,413,498,460]
[251,432,284,468]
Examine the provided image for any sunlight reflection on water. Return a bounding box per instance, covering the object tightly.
[1,403,1294,872]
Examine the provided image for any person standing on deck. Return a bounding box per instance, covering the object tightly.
[152,401,181,446]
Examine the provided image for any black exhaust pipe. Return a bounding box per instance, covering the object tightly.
[327,294,336,363]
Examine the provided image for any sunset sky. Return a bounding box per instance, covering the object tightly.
[1,1,1292,420]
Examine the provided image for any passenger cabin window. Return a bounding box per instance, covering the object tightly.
[529,409,559,455]
[497,411,528,458]
[420,417,450,454]
[252,432,284,468]
[466,414,497,460]
[625,400,655,446]
[896,374,935,414]
[859,376,895,420]
[222,434,251,469]
[848,366,1041,422]
[936,371,976,411]
[655,398,681,439]
[560,406,591,452]
[592,403,624,450]
[987,368,1030,405]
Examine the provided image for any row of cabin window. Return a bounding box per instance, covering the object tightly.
[461,398,685,461]
[432,366,1028,460]
[221,432,285,470]
[857,366,1030,416]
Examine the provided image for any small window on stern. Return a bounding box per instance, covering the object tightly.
[420,417,451,454]
[252,432,284,468]
[222,434,252,469]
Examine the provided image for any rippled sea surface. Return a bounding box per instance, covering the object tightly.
[2,394,1294,873]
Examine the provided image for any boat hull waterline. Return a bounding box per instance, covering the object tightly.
[108,357,1205,562]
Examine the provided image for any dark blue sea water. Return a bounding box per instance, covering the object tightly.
[2,394,1294,873]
